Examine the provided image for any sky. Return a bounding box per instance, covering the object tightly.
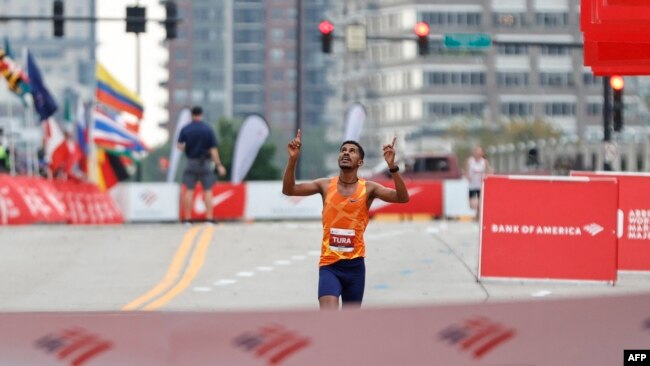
[96,0,168,148]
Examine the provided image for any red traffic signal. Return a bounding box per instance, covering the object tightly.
[414,21,430,56]
[319,20,334,53]
[610,75,624,91]
[319,20,334,35]
[414,21,430,37]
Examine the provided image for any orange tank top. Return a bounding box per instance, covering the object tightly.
[320,177,370,266]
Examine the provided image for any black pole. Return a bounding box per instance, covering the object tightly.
[603,76,612,171]
[295,0,302,179]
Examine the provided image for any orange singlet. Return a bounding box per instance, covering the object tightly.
[320,177,370,266]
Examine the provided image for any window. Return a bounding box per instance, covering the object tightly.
[497,72,529,87]
[586,102,602,116]
[496,44,529,55]
[540,45,570,55]
[544,102,576,116]
[500,102,532,116]
[540,72,574,87]
[424,102,484,117]
[535,12,569,27]
[423,71,485,86]
[582,73,601,86]
[493,13,526,27]
[420,11,482,26]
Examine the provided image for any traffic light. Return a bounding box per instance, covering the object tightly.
[414,21,430,56]
[165,1,178,40]
[126,6,146,33]
[611,75,624,132]
[319,20,334,53]
[53,0,64,37]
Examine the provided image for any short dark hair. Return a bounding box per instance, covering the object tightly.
[340,140,365,160]
[191,106,203,116]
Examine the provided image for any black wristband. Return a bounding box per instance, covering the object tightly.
[389,166,399,173]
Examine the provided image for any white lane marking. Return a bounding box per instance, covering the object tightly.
[531,290,552,297]
[214,279,238,286]
[426,227,440,234]
[307,251,320,256]
[236,271,256,277]
[291,255,306,260]
[193,286,212,292]
[274,260,291,265]
[257,266,274,272]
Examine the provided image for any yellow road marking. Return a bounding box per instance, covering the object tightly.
[122,225,202,311]
[143,224,215,310]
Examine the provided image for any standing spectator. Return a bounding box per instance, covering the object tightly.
[0,140,9,173]
[465,146,493,219]
[177,106,227,222]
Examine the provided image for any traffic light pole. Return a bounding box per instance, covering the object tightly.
[295,0,303,179]
[603,76,612,171]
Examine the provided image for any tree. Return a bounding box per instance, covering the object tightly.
[448,117,562,168]
[214,117,280,182]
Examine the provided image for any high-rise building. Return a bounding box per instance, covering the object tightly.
[166,0,335,143]
[331,0,648,165]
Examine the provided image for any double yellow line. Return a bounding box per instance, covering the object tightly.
[122,224,215,311]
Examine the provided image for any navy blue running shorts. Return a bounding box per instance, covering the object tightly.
[318,257,365,304]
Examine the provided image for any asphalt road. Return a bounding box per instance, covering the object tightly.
[0,220,648,312]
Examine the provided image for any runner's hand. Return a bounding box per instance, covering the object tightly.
[288,129,302,159]
[382,136,397,168]
[216,164,227,177]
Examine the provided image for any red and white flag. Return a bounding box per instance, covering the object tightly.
[42,117,68,173]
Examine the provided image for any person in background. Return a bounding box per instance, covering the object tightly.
[0,140,9,173]
[282,129,409,310]
[177,106,227,222]
[465,146,493,220]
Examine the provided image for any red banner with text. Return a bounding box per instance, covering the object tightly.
[479,176,618,282]
[571,171,650,271]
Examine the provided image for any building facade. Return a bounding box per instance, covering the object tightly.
[331,0,647,165]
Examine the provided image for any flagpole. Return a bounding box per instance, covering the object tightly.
[7,99,16,176]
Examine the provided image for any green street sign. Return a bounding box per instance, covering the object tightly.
[444,33,492,49]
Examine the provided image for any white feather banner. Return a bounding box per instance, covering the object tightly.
[343,102,366,142]
[166,108,191,183]
[231,114,270,184]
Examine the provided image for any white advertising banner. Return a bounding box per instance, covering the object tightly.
[443,179,476,218]
[0,294,647,365]
[245,181,322,220]
[110,183,180,222]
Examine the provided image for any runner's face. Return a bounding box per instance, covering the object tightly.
[338,144,362,169]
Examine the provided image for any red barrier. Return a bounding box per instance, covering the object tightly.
[571,171,650,272]
[0,174,123,225]
[370,180,443,217]
[180,183,246,221]
[0,175,67,224]
[479,176,618,282]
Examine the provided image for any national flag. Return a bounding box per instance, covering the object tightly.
[96,148,129,191]
[92,107,148,157]
[0,38,30,98]
[42,117,69,174]
[27,50,58,121]
[75,102,87,156]
[96,63,143,119]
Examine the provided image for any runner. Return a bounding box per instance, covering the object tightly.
[282,130,409,309]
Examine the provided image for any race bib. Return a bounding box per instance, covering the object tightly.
[329,228,355,252]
